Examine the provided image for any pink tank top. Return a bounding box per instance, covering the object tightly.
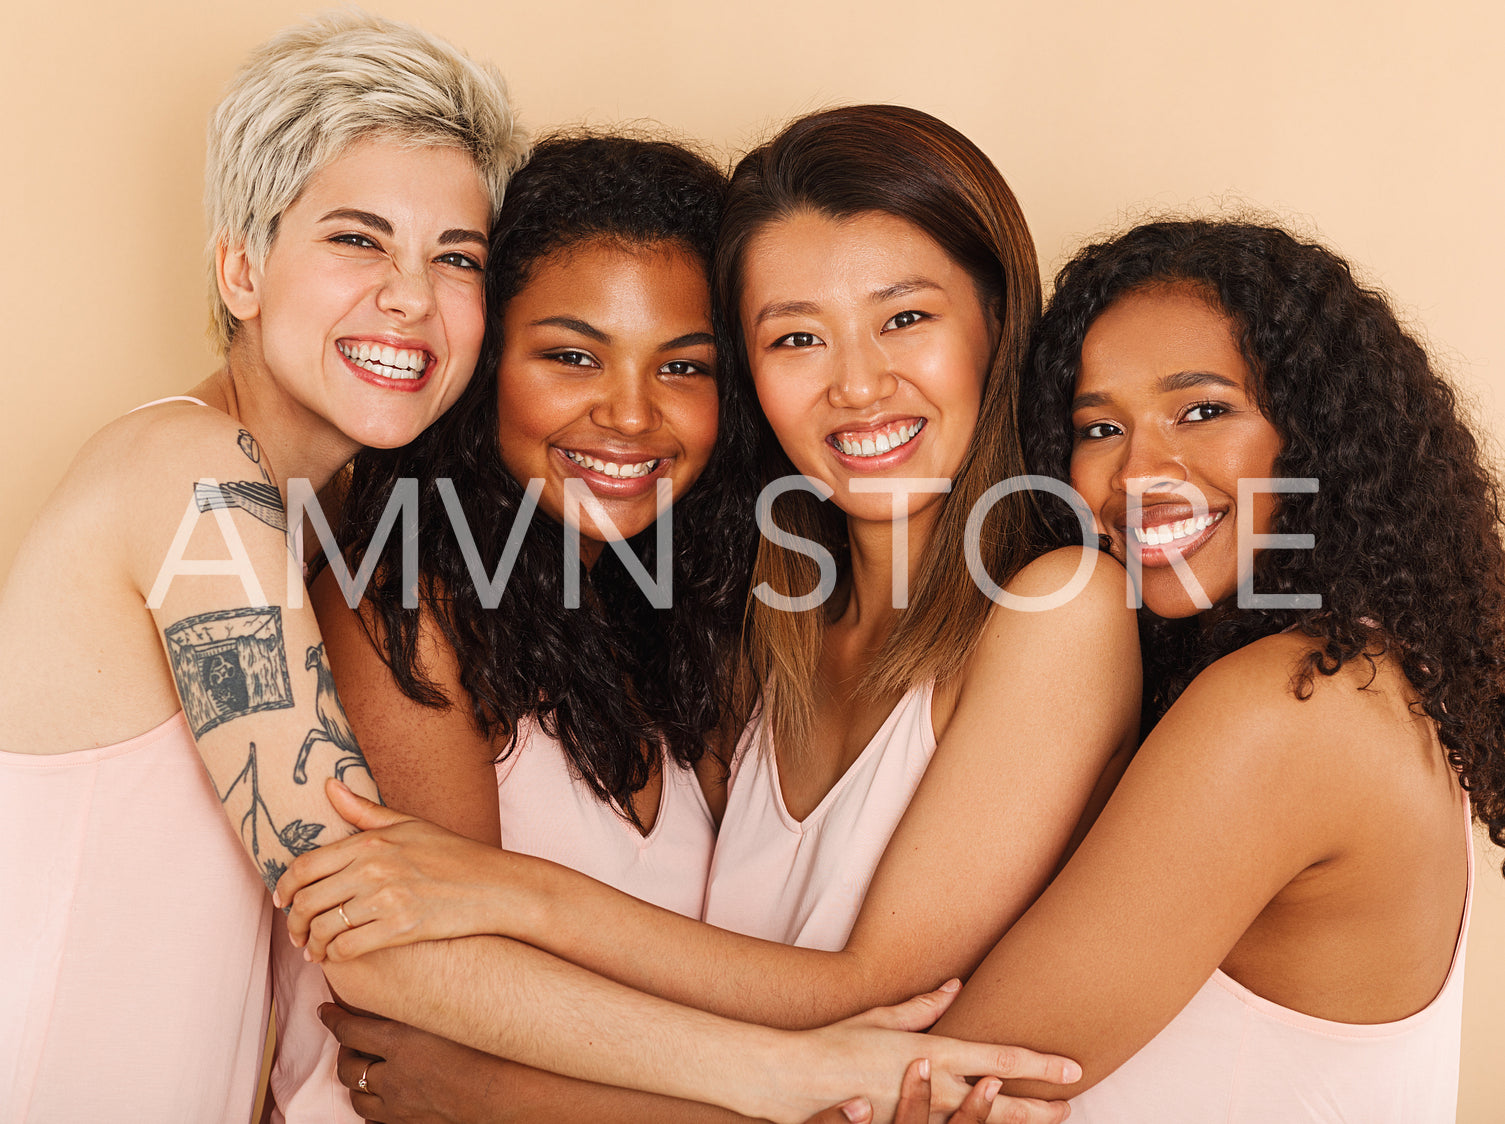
[270,717,715,1121]
[0,713,274,1123]
[703,684,938,950]
[1068,799,1474,1123]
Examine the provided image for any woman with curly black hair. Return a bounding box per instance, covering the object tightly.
[908,219,1503,1121]
[271,132,764,1118]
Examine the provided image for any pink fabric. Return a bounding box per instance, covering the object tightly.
[0,712,273,1123]
[493,718,716,915]
[703,685,937,950]
[1068,799,1474,1123]
[272,717,715,1120]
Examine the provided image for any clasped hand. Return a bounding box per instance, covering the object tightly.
[273,779,509,961]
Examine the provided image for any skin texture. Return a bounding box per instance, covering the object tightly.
[744,210,992,532]
[1068,286,1283,616]
[493,240,720,565]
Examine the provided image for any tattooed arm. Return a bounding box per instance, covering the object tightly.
[122,408,380,890]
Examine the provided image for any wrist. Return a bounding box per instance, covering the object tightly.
[724,1025,807,1124]
[482,848,547,944]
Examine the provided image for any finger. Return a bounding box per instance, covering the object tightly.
[327,778,415,830]
[305,899,370,962]
[802,1099,873,1124]
[933,1039,1082,1086]
[336,1046,382,1093]
[285,871,366,947]
[337,1052,392,1122]
[348,1088,387,1123]
[323,914,419,963]
[892,1058,932,1124]
[984,1092,1070,1124]
[320,1004,396,1057]
[947,1077,999,1123]
[847,979,962,1032]
[273,840,361,910]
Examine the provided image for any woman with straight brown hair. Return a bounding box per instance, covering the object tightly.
[278,105,1138,1122]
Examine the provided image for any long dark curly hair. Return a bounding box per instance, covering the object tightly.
[337,134,759,821]
[1023,219,1505,858]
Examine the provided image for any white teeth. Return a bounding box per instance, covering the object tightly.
[562,450,661,479]
[1132,512,1221,546]
[339,341,430,380]
[833,419,925,457]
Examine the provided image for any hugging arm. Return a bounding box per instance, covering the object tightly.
[930,642,1366,1097]
[287,547,1140,1029]
[125,410,383,890]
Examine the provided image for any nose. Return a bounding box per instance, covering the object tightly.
[1115,423,1187,498]
[592,368,660,436]
[828,336,899,409]
[376,262,437,322]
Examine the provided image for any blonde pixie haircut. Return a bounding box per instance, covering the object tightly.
[205,9,526,352]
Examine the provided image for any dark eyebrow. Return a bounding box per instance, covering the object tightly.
[1158,370,1241,393]
[660,331,716,350]
[530,316,609,343]
[1072,370,1242,413]
[871,278,941,303]
[439,228,488,248]
[317,209,393,235]
[751,299,820,328]
[1071,390,1110,412]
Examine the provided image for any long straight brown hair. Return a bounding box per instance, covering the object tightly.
[716,105,1046,751]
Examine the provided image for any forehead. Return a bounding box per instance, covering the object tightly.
[506,240,711,322]
[741,209,962,294]
[291,137,489,225]
[1077,285,1250,394]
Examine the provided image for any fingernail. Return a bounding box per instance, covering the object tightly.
[303,948,312,962]
[317,1004,333,1022]
[840,1099,872,1123]
[981,1078,1001,1103]
[940,977,961,992]
[918,1057,930,1080]
[1064,1061,1083,1083]
[272,891,282,909]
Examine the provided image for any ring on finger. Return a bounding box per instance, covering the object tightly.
[357,1059,374,1094]
[337,902,354,931]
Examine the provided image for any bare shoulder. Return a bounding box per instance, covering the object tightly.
[951,547,1140,746]
[1152,632,1426,797]
[974,547,1137,654]
[80,399,271,484]
[1183,631,1401,728]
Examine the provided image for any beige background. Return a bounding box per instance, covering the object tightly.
[2,0,1499,1118]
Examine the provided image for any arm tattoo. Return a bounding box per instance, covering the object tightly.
[165,607,295,739]
[238,430,273,483]
[294,642,370,786]
[194,480,288,532]
[214,741,327,892]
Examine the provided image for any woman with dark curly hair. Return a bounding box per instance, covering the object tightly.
[269,133,761,1119]
[907,219,1502,1121]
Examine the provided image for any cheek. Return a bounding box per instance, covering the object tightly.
[674,389,721,481]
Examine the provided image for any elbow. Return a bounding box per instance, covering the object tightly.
[321,949,401,1018]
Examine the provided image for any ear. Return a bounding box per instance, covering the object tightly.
[216,238,260,322]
